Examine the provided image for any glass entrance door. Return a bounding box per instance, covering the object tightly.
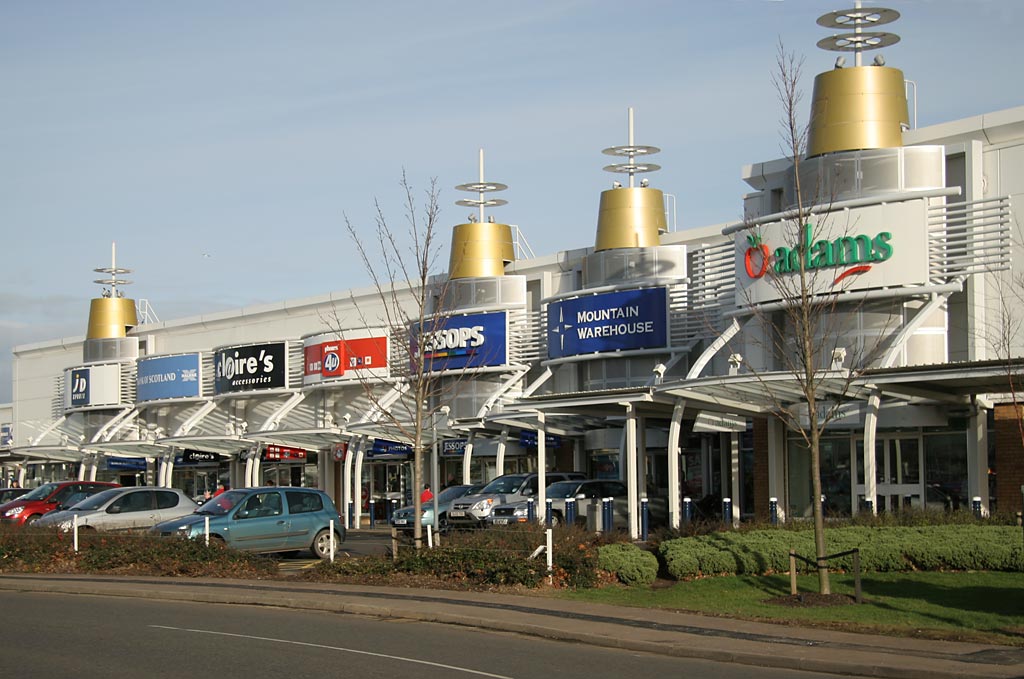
[856,436,923,511]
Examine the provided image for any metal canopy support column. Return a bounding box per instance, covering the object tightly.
[729,432,741,526]
[461,433,476,484]
[967,398,990,515]
[537,412,547,520]
[863,389,881,515]
[353,441,367,529]
[495,428,508,476]
[625,403,639,539]
[667,398,686,529]
[343,436,364,529]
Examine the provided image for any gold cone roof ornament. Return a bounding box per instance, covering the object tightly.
[86,242,138,339]
[595,108,666,251]
[808,3,908,157]
[449,149,515,279]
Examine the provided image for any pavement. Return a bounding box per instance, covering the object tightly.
[0,572,1022,678]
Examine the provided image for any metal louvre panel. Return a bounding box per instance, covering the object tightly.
[121,362,136,404]
[287,340,303,389]
[684,241,735,339]
[201,352,215,397]
[505,307,532,365]
[518,308,545,364]
[52,373,65,420]
[928,196,1012,282]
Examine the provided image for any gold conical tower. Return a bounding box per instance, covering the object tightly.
[449,150,515,279]
[595,108,666,251]
[807,5,908,158]
[86,242,138,339]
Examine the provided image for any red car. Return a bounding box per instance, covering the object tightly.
[0,481,119,525]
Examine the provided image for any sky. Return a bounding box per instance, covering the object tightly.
[2,0,1023,403]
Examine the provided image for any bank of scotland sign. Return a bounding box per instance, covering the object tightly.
[546,288,668,359]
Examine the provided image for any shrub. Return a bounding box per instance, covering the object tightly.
[598,543,658,586]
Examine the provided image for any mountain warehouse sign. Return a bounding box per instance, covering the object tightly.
[734,198,928,305]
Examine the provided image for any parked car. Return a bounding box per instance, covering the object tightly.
[390,484,484,533]
[447,472,586,528]
[488,479,668,529]
[150,486,345,559]
[35,487,198,532]
[0,481,120,526]
[0,488,29,505]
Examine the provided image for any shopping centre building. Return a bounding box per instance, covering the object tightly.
[3,7,1023,536]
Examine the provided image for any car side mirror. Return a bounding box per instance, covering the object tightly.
[107,506,121,514]
[235,509,249,519]
[522,488,533,496]
[575,493,587,500]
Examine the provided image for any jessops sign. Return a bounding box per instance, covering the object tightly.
[303,330,389,385]
[214,342,287,394]
[64,364,121,409]
[546,287,668,359]
[137,354,201,402]
[416,311,508,371]
[735,199,929,305]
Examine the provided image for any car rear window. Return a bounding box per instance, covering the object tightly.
[286,491,323,514]
[156,491,180,509]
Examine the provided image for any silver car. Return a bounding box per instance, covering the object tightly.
[447,472,586,527]
[36,487,199,532]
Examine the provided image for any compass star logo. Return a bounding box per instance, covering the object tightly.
[547,304,575,353]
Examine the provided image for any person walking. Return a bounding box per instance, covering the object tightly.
[420,483,433,504]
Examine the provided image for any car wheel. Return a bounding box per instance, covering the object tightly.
[438,514,451,534]
[25,514,43,525]
[311,529,339,560]
[550,511,563,527]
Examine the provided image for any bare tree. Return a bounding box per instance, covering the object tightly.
[734,45,898,594]
[335,172,455,550]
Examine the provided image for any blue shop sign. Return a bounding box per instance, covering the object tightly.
[546,287,668,359]
[137,354,201,401]
[519,431,563,449]
[106,456,148,471]
[70,368,90,406]
[441,439,467,457]
[368,439,413,459]
[415,311,508,371]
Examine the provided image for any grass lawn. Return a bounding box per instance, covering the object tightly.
[559,571,1024,646]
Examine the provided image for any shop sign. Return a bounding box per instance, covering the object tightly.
[263,444,307,461]
[546,287,668,359]
[136,354,201,401]
[0,424,11,447]
[106,456,147,471]
[303,333,389,385]
[441,439,467,457]
[64,364,121,409]
[735,199,928,305]
[368,439,412,459]
[179,450,218,464]
[214,342,287,394]
[518,431,562,448]
[332,442,348,462]
[414,311,508,371]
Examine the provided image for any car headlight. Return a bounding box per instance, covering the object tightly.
[175,525,193,536]
[471,499,494,511]
[57,520,73,532]
[4,506,24,517]
[512,507,528,517]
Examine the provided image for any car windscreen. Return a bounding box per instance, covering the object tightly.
[19,483,59,501]
[545,481,582,499]
[436,485,472,504]
[70,488,122,510]
[196,490,245,515]
[479,476,527,494]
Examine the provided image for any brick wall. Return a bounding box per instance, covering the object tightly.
[993,405,1024,513]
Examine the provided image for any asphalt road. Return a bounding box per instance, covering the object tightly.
[2,591,849,679]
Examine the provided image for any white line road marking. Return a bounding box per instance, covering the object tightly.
[149,625,513,678]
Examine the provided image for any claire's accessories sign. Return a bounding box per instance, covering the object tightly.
[214,342,287,394]
[546,287,668,359]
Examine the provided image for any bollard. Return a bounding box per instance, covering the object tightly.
[722,497,733,526]
[863,498,873,514]
[545,498,553,527]
[769,497,779,525]
[389,498,398,525]
[683,496,692,525]
[640,498,649,541]
[329,519,335,563]
[204,516,210,547]
[527,498,536,523]
[972,496,982,519]
[602,497,614,532]
[347,500,355,529]
[369,499,376,529]
[821,494,827,517]
[73,514,79,553]
[565,498,577,525]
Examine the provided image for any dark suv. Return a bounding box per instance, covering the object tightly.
[447,472,586,527]
[0,481,120,525]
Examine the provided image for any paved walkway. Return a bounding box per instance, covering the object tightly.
[0,573,1021,679]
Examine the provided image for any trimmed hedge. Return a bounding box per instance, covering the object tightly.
[597,543,658,586]
[659,526,1024,579]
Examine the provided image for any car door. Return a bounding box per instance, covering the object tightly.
[106,490,154,530]
[227,491,286,552]
[152,490,192,527]
[283,490,323,550]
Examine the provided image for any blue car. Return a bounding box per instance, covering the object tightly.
[151,486,345,559]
